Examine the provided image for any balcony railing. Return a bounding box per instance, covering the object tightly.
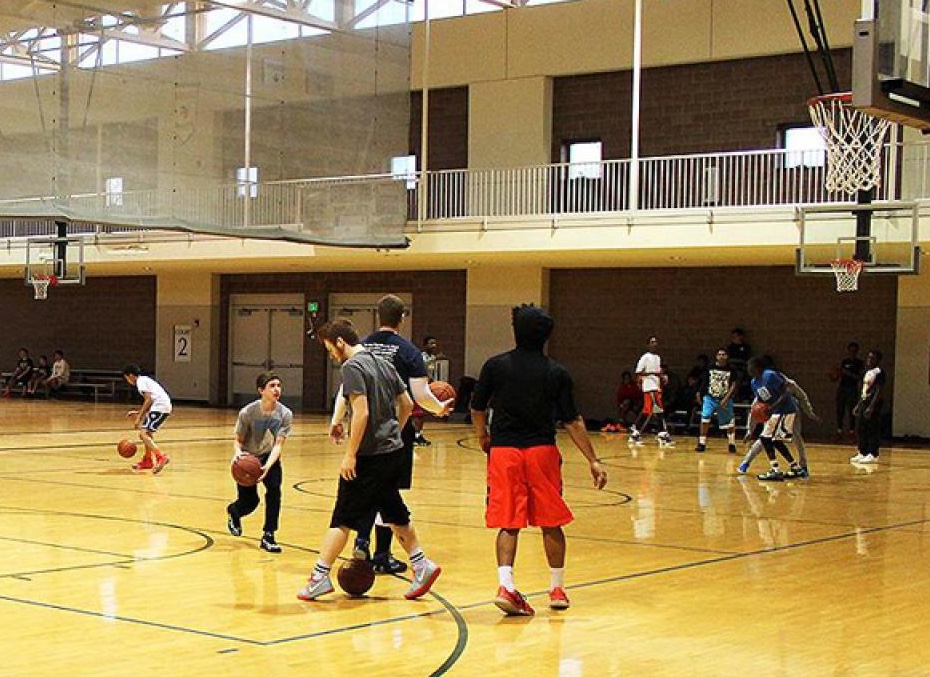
[1,142,927,242]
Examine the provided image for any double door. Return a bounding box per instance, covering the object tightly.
[229,294,305,409]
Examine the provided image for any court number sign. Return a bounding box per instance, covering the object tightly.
[174,325,192,363]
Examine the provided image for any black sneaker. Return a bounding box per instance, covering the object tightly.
[694,442,706,453]
[260,531,282,553]
[353,537,371,561]
[785,466,809,479]
[372,553,408,574]
[757,468,785,482]
[227,510,242,537]
[728,444,737,454]
[414,435,432,447]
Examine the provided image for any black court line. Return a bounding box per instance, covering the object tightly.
[0,508,214,578]
[1,512,923,672]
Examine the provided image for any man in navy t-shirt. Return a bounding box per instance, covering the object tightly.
[329,294,453,574]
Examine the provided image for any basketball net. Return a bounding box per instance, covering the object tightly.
[830,258,864,293]
[807,93,891,195]
[30,274,57,300]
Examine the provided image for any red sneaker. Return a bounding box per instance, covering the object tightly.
[548,587,571,610]
[494,586,535,616]
[153,455,170,475]
[132,457,154,471]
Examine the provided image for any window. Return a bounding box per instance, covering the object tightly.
[391,155,417,189]
[236,167,258,198]
[566,141,602,180]
[105,177,124,207]
[783,126,826,169]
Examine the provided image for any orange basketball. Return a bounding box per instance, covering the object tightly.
[429,380,456,404]
[828,366,841,382]
[337,558,376,597]
[117,438,138,458]
[231,454,263,486]
[751,401,772,423]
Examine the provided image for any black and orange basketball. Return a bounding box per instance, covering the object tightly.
[231,454,263,486]
[751,401,772,423]
[337,558,376,597]
[429,380,456,404]
[117,438,138,458]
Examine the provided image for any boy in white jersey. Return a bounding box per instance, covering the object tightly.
[122,364,172,474]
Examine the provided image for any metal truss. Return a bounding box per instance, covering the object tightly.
[0,0,536,74]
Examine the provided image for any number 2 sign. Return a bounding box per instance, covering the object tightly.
[174,325,192,363]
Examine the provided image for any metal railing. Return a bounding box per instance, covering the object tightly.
[1,142,928,242]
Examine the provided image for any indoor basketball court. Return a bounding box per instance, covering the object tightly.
[2,0,930,675]
[3,400,930,676]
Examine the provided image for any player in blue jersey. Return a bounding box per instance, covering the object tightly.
[747,357,804,481]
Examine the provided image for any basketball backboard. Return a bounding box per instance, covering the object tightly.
[853,0,930,131]
[23,236,86,287]
[796,200,921,275]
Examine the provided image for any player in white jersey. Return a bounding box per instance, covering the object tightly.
[630,335,674,447]
[122,364,172,474]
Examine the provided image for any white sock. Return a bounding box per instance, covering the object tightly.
[550,567,565,591]
[727,429,736,444]
[498,565,515,592]
[699,436,707,444]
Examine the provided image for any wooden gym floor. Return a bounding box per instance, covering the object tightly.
[2,399,930,676]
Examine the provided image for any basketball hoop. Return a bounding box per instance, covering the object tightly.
[830,258,864,292]
[30,274,57,300]
[807,92,892,195]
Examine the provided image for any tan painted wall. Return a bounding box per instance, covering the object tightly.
[469,76,552,168]
[465,265,549,376]
[412,0,861,87]
[156,272,217,401]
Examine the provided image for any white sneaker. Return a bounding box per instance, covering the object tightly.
[849,453,865,463]
[858,454,878,464]
[657,432,675,447]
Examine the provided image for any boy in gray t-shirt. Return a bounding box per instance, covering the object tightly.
[227,371,293,553]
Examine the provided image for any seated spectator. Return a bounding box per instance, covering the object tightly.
[44,350,71,396]
[615,370,642,428]
[26,355,51,397]
[2,348,34,397]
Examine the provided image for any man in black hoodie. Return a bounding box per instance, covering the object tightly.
[470,304,608,617]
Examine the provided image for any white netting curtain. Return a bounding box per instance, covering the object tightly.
[0,2,411,248]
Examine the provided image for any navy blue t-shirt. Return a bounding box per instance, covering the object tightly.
[363,330,428,390]
[471,347,579,448]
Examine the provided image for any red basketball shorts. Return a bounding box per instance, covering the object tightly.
[486,444,574,529]
[643,390,664,415]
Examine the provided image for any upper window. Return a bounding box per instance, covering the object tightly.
[566,141,603,180]
[783,126,826,169]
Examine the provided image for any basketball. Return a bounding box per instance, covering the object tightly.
[429,380,456,404]
[231,454,263,486]
[751,401,772,423]
[337,558,376,597]
[117,438,138,458]
[828,366,841,382]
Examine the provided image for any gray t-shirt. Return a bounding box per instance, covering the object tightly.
[236,400,293,455]
[341,349,407,456]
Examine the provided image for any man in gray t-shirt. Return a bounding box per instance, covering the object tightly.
[227,371,293,553]
[341,348,406,457]
[298,318,442,603]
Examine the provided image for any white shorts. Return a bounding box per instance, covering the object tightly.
[761,412,795,441]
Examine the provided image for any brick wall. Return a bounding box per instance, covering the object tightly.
[551,50,852,159]
[0,276,156,373]
[547,266,896,439]
[410,87,469,171]
[220,270,467,410]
